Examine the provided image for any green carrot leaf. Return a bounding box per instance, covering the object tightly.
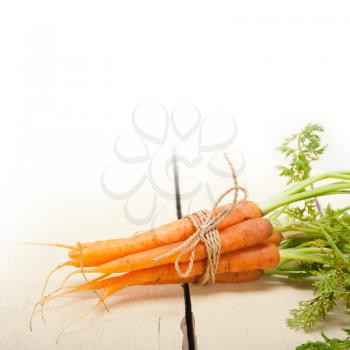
[278,123,326,184]
[296,329,350,349]
[287,269,343,330]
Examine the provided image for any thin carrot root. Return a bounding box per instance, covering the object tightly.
[16,242,75,249]
[30,294,62,331]
[59,270,81,288]
[36,274,112,309]
[29,272,109,333]
[77,242,110,314]
[8,242,74,263]
[35,289,76,308]
[30,278,103,327]
[37,264,108,323]
[59,271,111,289]
[33,262,71,326]
[39,262,71,301]
[29,301,41,331]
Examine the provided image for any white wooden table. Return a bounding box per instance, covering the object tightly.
[0,129,348,350]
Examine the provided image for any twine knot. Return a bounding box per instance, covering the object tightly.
[153,153,247,285]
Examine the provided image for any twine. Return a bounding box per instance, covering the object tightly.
[153,153,247,285]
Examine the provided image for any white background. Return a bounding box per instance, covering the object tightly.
[1,1,350,349]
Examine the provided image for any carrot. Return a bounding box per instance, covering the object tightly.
[52,243,278,297]
[96,243,279,303]
[68,200,261,267]
[66,218,272,274]
[40,270,264,316]
[267,231,282,246]
[50,270,264,303]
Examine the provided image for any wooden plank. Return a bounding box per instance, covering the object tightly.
[1,129,348,349]
[0,190,186,349]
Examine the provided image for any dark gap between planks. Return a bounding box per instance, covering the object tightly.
[172,152,196,350]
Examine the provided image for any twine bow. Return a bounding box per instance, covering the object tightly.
[153,153,247,285]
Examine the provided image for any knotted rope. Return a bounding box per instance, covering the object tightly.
[153,153,247,285]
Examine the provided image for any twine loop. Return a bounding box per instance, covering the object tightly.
[153,153,247,285]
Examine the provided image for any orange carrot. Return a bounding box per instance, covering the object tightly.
[96,243,278,304]
[54,243,278,297]
[68,200,261,266]
[267,231,282,246]
[57,271,264,296]
[67,218,272,273]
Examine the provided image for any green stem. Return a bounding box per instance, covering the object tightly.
[339,206,350,213]
[279,247,331,264]
[267,205,288,221]
[264,269,297,277]
[279,225,318,234]
[272,172,350,198]
[259,182,350,214]
[320,227,349,264]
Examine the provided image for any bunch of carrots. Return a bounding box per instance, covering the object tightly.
[25,124,350,346]
[33,201,281,324]
[28,167,350,340]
